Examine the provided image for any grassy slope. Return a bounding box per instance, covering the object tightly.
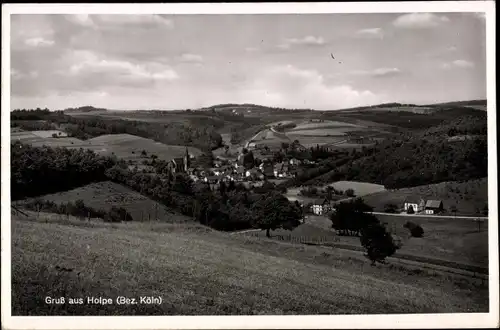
[17,181,184,223]
[247,214,488,270]
[87,134,203,162]
[362,178,488,215]
[12,215,488,315]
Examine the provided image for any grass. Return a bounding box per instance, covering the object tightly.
[291,121,359,130]
[12,214,488,315]
[17,181,186,223]
[302,214,488,270]
[326,181,386,196]
[287,129,355,136]
[362,178,488,216]
[87,134,203,162]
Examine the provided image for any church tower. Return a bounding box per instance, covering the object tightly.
[184,147,190,172]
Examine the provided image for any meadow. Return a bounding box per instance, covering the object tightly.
[11,214,488,315]
[18,181,182,223]
[362,178,488,215]
[301,214,488,270]
[291,120,360,131]
[326,181,387,196]
[87,134,203,162]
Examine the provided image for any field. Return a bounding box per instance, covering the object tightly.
[362,178,488,215]
[291,120,360,131]
[12,214,488,315]
[326,181,387,196]
[87,134,203,162]
[287,129,354,136]
[17,181,183,223]
[247,213,488,271]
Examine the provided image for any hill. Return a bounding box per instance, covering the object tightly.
[12,214,488,315]
[17,181,184,222]
[86,134,203,163]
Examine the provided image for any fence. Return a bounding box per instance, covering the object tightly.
[246,232,340,245]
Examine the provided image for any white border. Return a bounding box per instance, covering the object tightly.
[1,2,498,329]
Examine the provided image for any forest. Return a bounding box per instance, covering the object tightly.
[11,109,223,151]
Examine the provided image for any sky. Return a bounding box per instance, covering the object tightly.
[10,12,487,110]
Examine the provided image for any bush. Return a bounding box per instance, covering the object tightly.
[105,206,133,222]
[360,223,400,265]
[384,203,398,213]
[345,189,355,197]
[407,205,415,214]
[403,221,424,238]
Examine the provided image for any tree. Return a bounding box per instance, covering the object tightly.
[141,150,147,157]
[360,223,400,265]
[403,221,424,237]
[407,205,415,214]
[243,150,255,169]
[251,192,302,237]
[345,188,355,197]
[450,205,457,217]
[384,203,398,213]
[329,198,376,236]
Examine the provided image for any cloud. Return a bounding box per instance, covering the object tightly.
[178,53,204,63]
[442,60,475,69]
[65,14,96,27]
[67,51,179,82]
[277,36,326,50]
[351,67,402,78]
[24,37,54,47]
[239,64,382,110]
[96,14,174,28]
[472,12,486,20]
[393,13,450,29]
[356,28,384,38]
[64,14,173,29]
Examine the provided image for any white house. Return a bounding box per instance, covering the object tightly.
[404,199,425,213]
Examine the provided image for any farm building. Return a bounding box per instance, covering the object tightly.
[403,199,426,213]
[310,198,334,216]
[425,200,444,214]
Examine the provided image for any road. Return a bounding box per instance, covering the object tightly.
[369,211,488,220]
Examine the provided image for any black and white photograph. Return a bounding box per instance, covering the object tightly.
[1,2,498,329]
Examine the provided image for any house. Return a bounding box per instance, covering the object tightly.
[310,198,334,216]
[246,168,264,180]
[235,167,246,179]
[425,200,444,214]
[289,158,302,166]
[204,176,219,184]
[403,199,425,213]
[274,162,289,178]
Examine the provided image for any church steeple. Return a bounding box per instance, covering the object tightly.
[184,147,190,171]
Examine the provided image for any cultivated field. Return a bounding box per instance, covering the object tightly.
[286,136,347,148]
[362,178,488,215]
[87,134,203,162]
[12,214,488,315]
[288,129,355,136]
[291,120,360,131]
[18,181,182,223]
[326,181,387,196]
